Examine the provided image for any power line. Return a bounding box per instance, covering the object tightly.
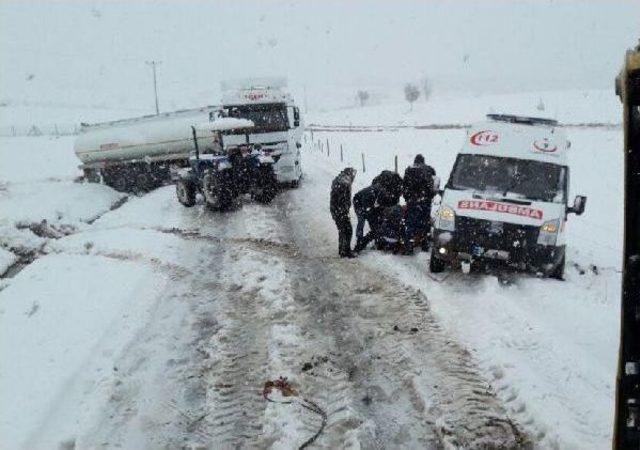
[145,60,162,115]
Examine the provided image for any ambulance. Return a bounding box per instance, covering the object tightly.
[430,114,587,278]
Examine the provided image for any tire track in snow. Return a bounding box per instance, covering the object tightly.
[275,190,532,448]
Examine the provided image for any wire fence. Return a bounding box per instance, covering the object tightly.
[304,130,400,177]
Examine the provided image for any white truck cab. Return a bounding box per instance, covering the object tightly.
[215,78,304,186]
[431,114,587,278]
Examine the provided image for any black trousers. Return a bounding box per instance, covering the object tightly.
[355,209,382,250]
[333,214,353,256]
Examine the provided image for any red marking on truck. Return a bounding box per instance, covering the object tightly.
[245,91,267,101]
[458,200,543,220]
[533,138,558,153]
[470,130,499,146]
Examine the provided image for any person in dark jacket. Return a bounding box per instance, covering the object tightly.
[403,154,436,253]
[353,184,385,252]
[330,168,357,257]
[375,204,406,253]
[372,170,403,207]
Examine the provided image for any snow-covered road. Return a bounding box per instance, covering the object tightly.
[1,181,528,449]
[0,94,622,449]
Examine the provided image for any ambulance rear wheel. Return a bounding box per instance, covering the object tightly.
[429,254,446,273]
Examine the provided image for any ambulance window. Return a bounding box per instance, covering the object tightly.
[449,154,566,202]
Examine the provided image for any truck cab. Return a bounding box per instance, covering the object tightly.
[431,114,586,278]
[215,78,304,186]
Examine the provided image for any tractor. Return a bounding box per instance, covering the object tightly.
[175,118,278,210]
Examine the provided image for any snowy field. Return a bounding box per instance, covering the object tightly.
[308,88,621,127]
[0,91,623,449]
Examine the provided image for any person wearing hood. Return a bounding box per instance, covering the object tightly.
[330,167,357,258]
[403,154,437,254]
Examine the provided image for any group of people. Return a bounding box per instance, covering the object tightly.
[330,154,437,258]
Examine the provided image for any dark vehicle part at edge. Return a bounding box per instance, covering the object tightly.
[614,41,640,450]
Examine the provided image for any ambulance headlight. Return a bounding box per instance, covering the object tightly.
[438,206,455,231]
[537,219,560,246]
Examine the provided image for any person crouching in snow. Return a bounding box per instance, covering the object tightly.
[353,183,385,252]
[330,168,357,258]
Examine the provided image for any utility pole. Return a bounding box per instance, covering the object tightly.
[146,60,161,115]
[303,84,309,113]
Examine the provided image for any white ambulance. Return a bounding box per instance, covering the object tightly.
[430,114,587,278]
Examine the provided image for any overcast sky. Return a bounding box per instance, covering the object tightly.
[0,0,638,111]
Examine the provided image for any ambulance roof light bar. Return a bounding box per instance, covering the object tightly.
[487,114,558,127]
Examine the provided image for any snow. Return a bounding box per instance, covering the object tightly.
[0,137,80,183]
[0,253,166,449]
[308,89,621,127]
[297,119,621,448]
[195,117,254,131]
[1,182,124,225]
[0,87,624,449]
[0,135,126,257]
[0,247,17,275]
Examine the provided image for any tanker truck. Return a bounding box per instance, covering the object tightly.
[74,78,304,192]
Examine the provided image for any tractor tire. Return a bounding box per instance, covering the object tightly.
[429,253,446,273]
[203,170,234,210]
[176,178,197,207]
[252,165,278,204]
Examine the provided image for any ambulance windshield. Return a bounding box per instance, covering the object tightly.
[449,154,566,203]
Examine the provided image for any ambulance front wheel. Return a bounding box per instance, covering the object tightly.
[550,255,566,280]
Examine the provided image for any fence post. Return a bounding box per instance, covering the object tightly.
[340,144,344,162]
[394,155,398,173]
[326,138,330,156]
[310,129,314,142]
[361,152,366,173]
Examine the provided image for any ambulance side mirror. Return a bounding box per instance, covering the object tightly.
[568,195,587,215]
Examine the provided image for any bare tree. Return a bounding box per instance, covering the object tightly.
[356,90,370,107]
[404,83,420,111]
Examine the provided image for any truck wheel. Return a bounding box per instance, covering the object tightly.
[176,179,196,207]
[252,165,278,204]
[203,170,234,210]
[135,172,155,193]
[83,168,101,183]
[106,170,130,192]
[550,255,566,280]
[429,253,446,273]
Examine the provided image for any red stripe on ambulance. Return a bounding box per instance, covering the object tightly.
[458,200,543,220]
